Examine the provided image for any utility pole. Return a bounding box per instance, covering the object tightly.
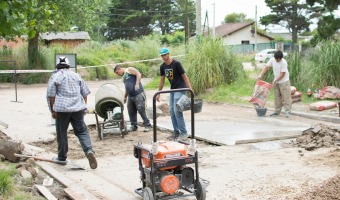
[185,0,189,45]
[98,23,106,42]
[196,0,202,40]
[255,5,258,52]
[212,2,215,36]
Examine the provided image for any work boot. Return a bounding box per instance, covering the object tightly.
[178,132,189,139]
[52,157,68,165]
[167,131,179,140]
[86,151,97,169]
[128,126,138,132]
[269,112,279,116]
[144,125,151,132]
[285,111,290,118]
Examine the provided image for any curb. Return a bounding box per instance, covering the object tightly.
[290,111,340,123]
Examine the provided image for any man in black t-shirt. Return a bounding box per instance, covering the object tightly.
[156,48,193,140]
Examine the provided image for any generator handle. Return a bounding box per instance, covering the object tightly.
[152,88,195,143]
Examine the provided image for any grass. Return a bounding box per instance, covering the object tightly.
[0,161,47,200]
[198,74,274,105]
[144,76,170,89]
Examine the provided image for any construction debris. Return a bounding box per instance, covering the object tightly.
[0,137,25,162]
[294,124,340,151]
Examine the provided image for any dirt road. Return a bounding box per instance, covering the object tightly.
[0,80,340,199]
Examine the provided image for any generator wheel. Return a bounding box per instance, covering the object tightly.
[98,124,104,140]
[143,187,154,200]
[195,180,206,200]
[96,124,101,139]
[120,121,128,137]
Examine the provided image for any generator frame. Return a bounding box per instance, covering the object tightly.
[134,89,206,200]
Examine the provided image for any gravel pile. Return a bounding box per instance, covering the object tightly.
[295,124,340,151]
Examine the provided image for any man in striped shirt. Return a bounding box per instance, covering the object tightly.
[47,57,97,169]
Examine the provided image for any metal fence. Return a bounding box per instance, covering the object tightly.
[230,42,293,54]
[0,60,21,102]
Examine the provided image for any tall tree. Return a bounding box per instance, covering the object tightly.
[224,13,253,23]
[106,0,195,40]
[106,0,152,40]
[306,0,340,40]
[0,0,30,38]
[260,0,315,45]
[26,0,109,68]
[148,0,195,35]
[1,0,112,68]
[171,0,196,36]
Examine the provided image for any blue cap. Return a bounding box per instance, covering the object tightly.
[160,47,170,55]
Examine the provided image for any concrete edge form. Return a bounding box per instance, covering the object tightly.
[235,134,301,145]
[291,111,340,123]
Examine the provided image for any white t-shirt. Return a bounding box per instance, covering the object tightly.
[266,57,289,84]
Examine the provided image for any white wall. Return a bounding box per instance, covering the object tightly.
[222,26,271,45]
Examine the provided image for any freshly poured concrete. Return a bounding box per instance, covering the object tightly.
[157,116,310,146]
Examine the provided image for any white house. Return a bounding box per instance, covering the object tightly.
[213,22,274,45]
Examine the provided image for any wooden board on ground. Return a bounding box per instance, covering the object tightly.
[35,184,57,200]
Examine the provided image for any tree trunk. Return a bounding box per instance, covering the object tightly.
[291,27,298,52]
[28,32,40,69]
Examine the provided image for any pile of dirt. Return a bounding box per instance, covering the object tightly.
[0,130,10,140]
[294,123,340,151]
[289,173,340,200]
[157,103,170,116]
[0,130,68,199]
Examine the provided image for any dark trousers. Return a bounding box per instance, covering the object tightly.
[127,92,150,127]
[55,111,93,161]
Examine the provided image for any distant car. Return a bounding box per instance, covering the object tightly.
[255,49,288,63]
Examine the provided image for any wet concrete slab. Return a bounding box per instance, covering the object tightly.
[157,118,310,146]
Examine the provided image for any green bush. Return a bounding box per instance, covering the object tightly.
[183,37,246,94]
[132,35,160,61]
[301,41,340,90]
[160,31,185,46]
[287,51,302,89]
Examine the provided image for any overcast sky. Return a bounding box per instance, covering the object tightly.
[201,0,272,29]
[200,0,340,33]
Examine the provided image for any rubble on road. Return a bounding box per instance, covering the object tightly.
[294,123,340,151]
[0,130,25,162]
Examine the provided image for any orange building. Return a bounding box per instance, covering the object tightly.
[40,32,91,47]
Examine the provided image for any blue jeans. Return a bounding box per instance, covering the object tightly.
[56,111,93,161]
[127,92,150,127]
[169,91,187,134]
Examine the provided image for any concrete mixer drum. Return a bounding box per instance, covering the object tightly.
[94,83,128,139]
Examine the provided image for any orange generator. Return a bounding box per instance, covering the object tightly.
[134,89,206,200]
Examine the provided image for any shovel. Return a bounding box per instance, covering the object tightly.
[14,154,85,170]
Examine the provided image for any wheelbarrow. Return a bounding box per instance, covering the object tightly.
[94,83,128,140]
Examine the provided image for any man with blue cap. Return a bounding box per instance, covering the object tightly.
[156,47,193,140]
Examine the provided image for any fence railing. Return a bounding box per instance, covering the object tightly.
[230,42,293,54]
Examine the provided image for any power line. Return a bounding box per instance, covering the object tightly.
[97,11,195,17]
[109,7,195,13]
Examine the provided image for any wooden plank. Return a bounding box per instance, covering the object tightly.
[35,184,57,200]
[64,187,86,200]
[64,185,100,200]
[36,162,74,187]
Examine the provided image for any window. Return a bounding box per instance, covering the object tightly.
[241,41,250,44]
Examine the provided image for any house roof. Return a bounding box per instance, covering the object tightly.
[214,22,274,40]
[40,31,90,40]
[215,22,254,36]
